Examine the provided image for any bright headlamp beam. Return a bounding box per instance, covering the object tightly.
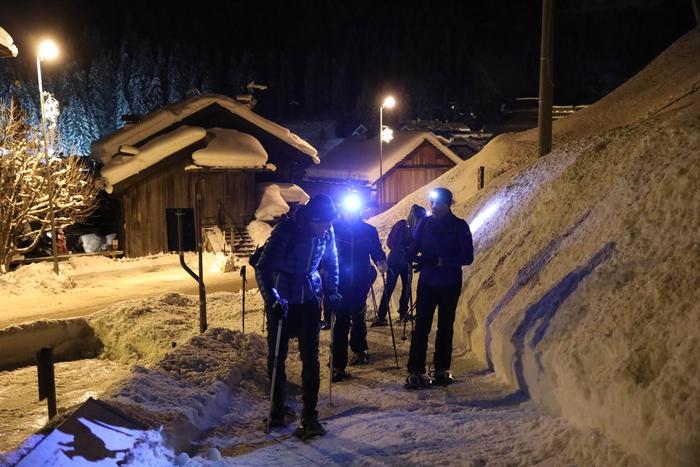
[342,193,362,212]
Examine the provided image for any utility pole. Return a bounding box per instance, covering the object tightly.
[538,0,554,157]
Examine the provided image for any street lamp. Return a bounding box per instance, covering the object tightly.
[37,39,60,274]
[378,95,396,205]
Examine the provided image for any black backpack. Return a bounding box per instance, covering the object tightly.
[248,239,269,268]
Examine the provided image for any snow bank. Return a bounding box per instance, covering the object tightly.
[101,126,207,193]
[371,29,700,466]
[192,128,268,168]
[247,220,272,247]
[0,318,102,370]
[0,262,76,296]
[88,291,264,366]
[254,184,288,221]
[106,327,267,452]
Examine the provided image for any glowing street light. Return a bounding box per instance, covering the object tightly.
[378,95,396,205]
[37,39,60,274]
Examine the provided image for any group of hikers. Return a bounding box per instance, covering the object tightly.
[254,187,474,440]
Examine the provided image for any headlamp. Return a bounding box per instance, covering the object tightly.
[342,193,362,213]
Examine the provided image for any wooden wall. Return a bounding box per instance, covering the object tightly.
[119,156,256,257]
[377,141,455,207]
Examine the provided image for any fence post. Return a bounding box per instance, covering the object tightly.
[478,166,486,190]
[37,347,57,419]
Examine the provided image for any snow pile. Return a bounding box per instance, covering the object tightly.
[0,318,102,370]
[192,128,269,168]
[0,262,76,295]
[254,184,289,221]
[371,29,700,466]
[247,220,272,247]
[88,291,264,366]
[106,327,267,451]
[101,126,207,193]
[254,183,309,221]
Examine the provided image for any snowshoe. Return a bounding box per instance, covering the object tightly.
[404,372,432,390]
[294,417,326,440]
[370,318,388,327]
[332,368,352,382]
[349,350,369,366]
[431,370,455,386]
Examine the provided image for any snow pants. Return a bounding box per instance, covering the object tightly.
[407,282,462,374]
[332,305,369,370]
[266,298,321,421]
[377,263,410,320]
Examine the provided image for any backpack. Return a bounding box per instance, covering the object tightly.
[248,239,269,268]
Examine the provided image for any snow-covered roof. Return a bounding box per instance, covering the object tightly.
[101,126,207,193]
[192,127,268,168]
[0,26,18,58]
[305,131,462,184]
[92,94,319,166]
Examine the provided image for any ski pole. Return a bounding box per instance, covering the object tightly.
[370,285,379,321]
[382,273,400,370]
[328,309,335,406]
[266,316,284,433]
[408,267,415,336]
[240,265,246,333]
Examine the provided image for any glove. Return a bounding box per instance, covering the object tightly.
[376,260,388,275]
[412,255,438,273]
[271,298,289,320]
[324,290,343,310]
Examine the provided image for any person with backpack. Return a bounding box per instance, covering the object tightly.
[330,193,387,382]
[372,204,427,327]
[254,194,341,439]
[405,187,473,389]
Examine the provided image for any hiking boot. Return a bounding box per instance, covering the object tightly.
[332,368,352,382]
[370,318,388,327]
[349,350,369,366]
[431,370,455,386]
[295,416,326,440]
[404,372,431,389]
[320,320,331,331]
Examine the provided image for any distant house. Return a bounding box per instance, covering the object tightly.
[90,94,319,257]
[303,131,462,212]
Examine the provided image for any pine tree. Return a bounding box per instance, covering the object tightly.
[166,46,184,104]
[88,52,116,137]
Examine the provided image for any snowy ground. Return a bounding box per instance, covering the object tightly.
[0,252,250,329]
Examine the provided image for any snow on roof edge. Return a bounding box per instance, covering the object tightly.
[306,132,462,185]
[0,26,18,57]
[92,94,319,165]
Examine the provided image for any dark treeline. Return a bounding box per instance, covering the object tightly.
[0,0,693,154]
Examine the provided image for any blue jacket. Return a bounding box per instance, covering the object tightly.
[334,218,386,308]
[255,212,339,306]
[412,212,473,286]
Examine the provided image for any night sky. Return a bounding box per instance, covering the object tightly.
[1,0,695,127]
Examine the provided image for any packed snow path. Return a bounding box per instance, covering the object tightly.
[182,314,635,466]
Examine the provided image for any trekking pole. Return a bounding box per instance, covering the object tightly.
[328,309,335,406]
[370,285,379,321]
[266,316,284,433]
[240,265,247,333]
[382,273,400,370]
[408,267,415,336]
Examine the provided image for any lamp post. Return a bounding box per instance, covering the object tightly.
[378,95,396,205]
[37,39,60,274]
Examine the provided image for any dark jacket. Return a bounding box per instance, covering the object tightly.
[386,219,412,266]
[334,218,386,308]
[412,213,473,286]
[255,208,339,306]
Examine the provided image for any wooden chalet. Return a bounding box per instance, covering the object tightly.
[303,131,462,212]
[90,94,319,257]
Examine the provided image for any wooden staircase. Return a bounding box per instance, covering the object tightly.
[224,222,256,260]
